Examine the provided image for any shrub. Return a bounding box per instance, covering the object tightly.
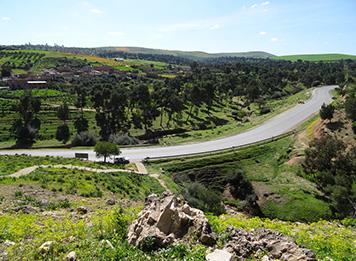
[260,106,271,115]
[183,182,225,215]
[71,131,96,146]
[109,134,139,145]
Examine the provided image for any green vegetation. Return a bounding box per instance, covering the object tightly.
[0,155,125,176]
[275,53,356,61]
[94,141,120,162]
[0,207,207,260]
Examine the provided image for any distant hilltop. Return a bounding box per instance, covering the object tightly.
[1,44,355,62]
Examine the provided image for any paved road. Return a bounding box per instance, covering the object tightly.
[0,85,336,161]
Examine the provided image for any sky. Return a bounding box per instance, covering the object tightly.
[0,0,355,55]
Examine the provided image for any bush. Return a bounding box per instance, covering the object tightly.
[183,182,225,215]
[260,106,271,115]
[109,134,139,146]
[71,131,96,146]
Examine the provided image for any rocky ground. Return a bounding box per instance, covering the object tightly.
[128,193,317,260]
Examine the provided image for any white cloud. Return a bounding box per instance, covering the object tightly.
[250,4,258,8]
[210,24,221,30]
[108,31,125,37]
[261,1,270,6]
[271,37,279,42]
[259,31,267,35]
[90,8,103,15]
[1,17,11,21]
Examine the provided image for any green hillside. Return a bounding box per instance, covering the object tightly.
[275,53,356,61]
[103,46,275,59]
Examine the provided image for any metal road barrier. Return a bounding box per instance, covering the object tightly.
[144,130,297,162]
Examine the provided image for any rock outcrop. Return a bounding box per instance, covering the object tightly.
[211,227,316,261]
[128,193,216,250]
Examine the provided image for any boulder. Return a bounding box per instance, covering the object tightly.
[128,193,216,250]
[206,249,234,261]
[106,199,116,206]
[221,227,316,261]
[65,251,76,261]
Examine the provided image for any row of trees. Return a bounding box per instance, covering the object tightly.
[71,59,348,141]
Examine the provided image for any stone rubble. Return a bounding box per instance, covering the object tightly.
[219,227,316,261]
[127,193,216,250]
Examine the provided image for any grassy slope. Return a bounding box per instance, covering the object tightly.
[0,147,353,260]
[151,135,331,222]
[0,49,168,73]
[275,53,356,61]
[110,46,275,59]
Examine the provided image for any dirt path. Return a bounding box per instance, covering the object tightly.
[6,164,144,178]
[135,162,170,192]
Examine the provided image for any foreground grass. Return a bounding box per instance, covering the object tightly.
[208,214,356,261]
[0,205,353,260]
[0,208,206,260]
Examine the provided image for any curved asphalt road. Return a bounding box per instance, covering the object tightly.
[0,85,336,162]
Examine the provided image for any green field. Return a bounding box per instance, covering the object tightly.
[0,49,169,75]
[275,53,356,61]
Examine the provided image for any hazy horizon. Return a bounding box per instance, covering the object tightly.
[1,0,355,55]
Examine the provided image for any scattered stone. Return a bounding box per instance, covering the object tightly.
[40,199,49,207]
[3,240,15,248]
[206,249,234,261]
[128,193,216,250]
[261,255,270,261]
[0,250,8,260]
[100,239,114,249]
[76,206,88,215]
[106,198,116,205]
[65,251,76,261]
[38,241,54,254]
[13,205,37,214]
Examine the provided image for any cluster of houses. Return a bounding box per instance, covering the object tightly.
[1,63,132,90]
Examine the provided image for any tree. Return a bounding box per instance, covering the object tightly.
[319,103,334,122]
[10,90,41,147]
[345,95,356,121]
[74,85,89,133]
[57,103,69,122]
[56,103,70,144]
[94,141,120,163]
[304,135,356,217]
[56,124,70,144]
[1,63,12,77]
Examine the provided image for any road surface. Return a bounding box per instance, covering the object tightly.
[0,85,336,161]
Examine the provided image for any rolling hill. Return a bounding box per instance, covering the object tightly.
[98,46,275,59]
